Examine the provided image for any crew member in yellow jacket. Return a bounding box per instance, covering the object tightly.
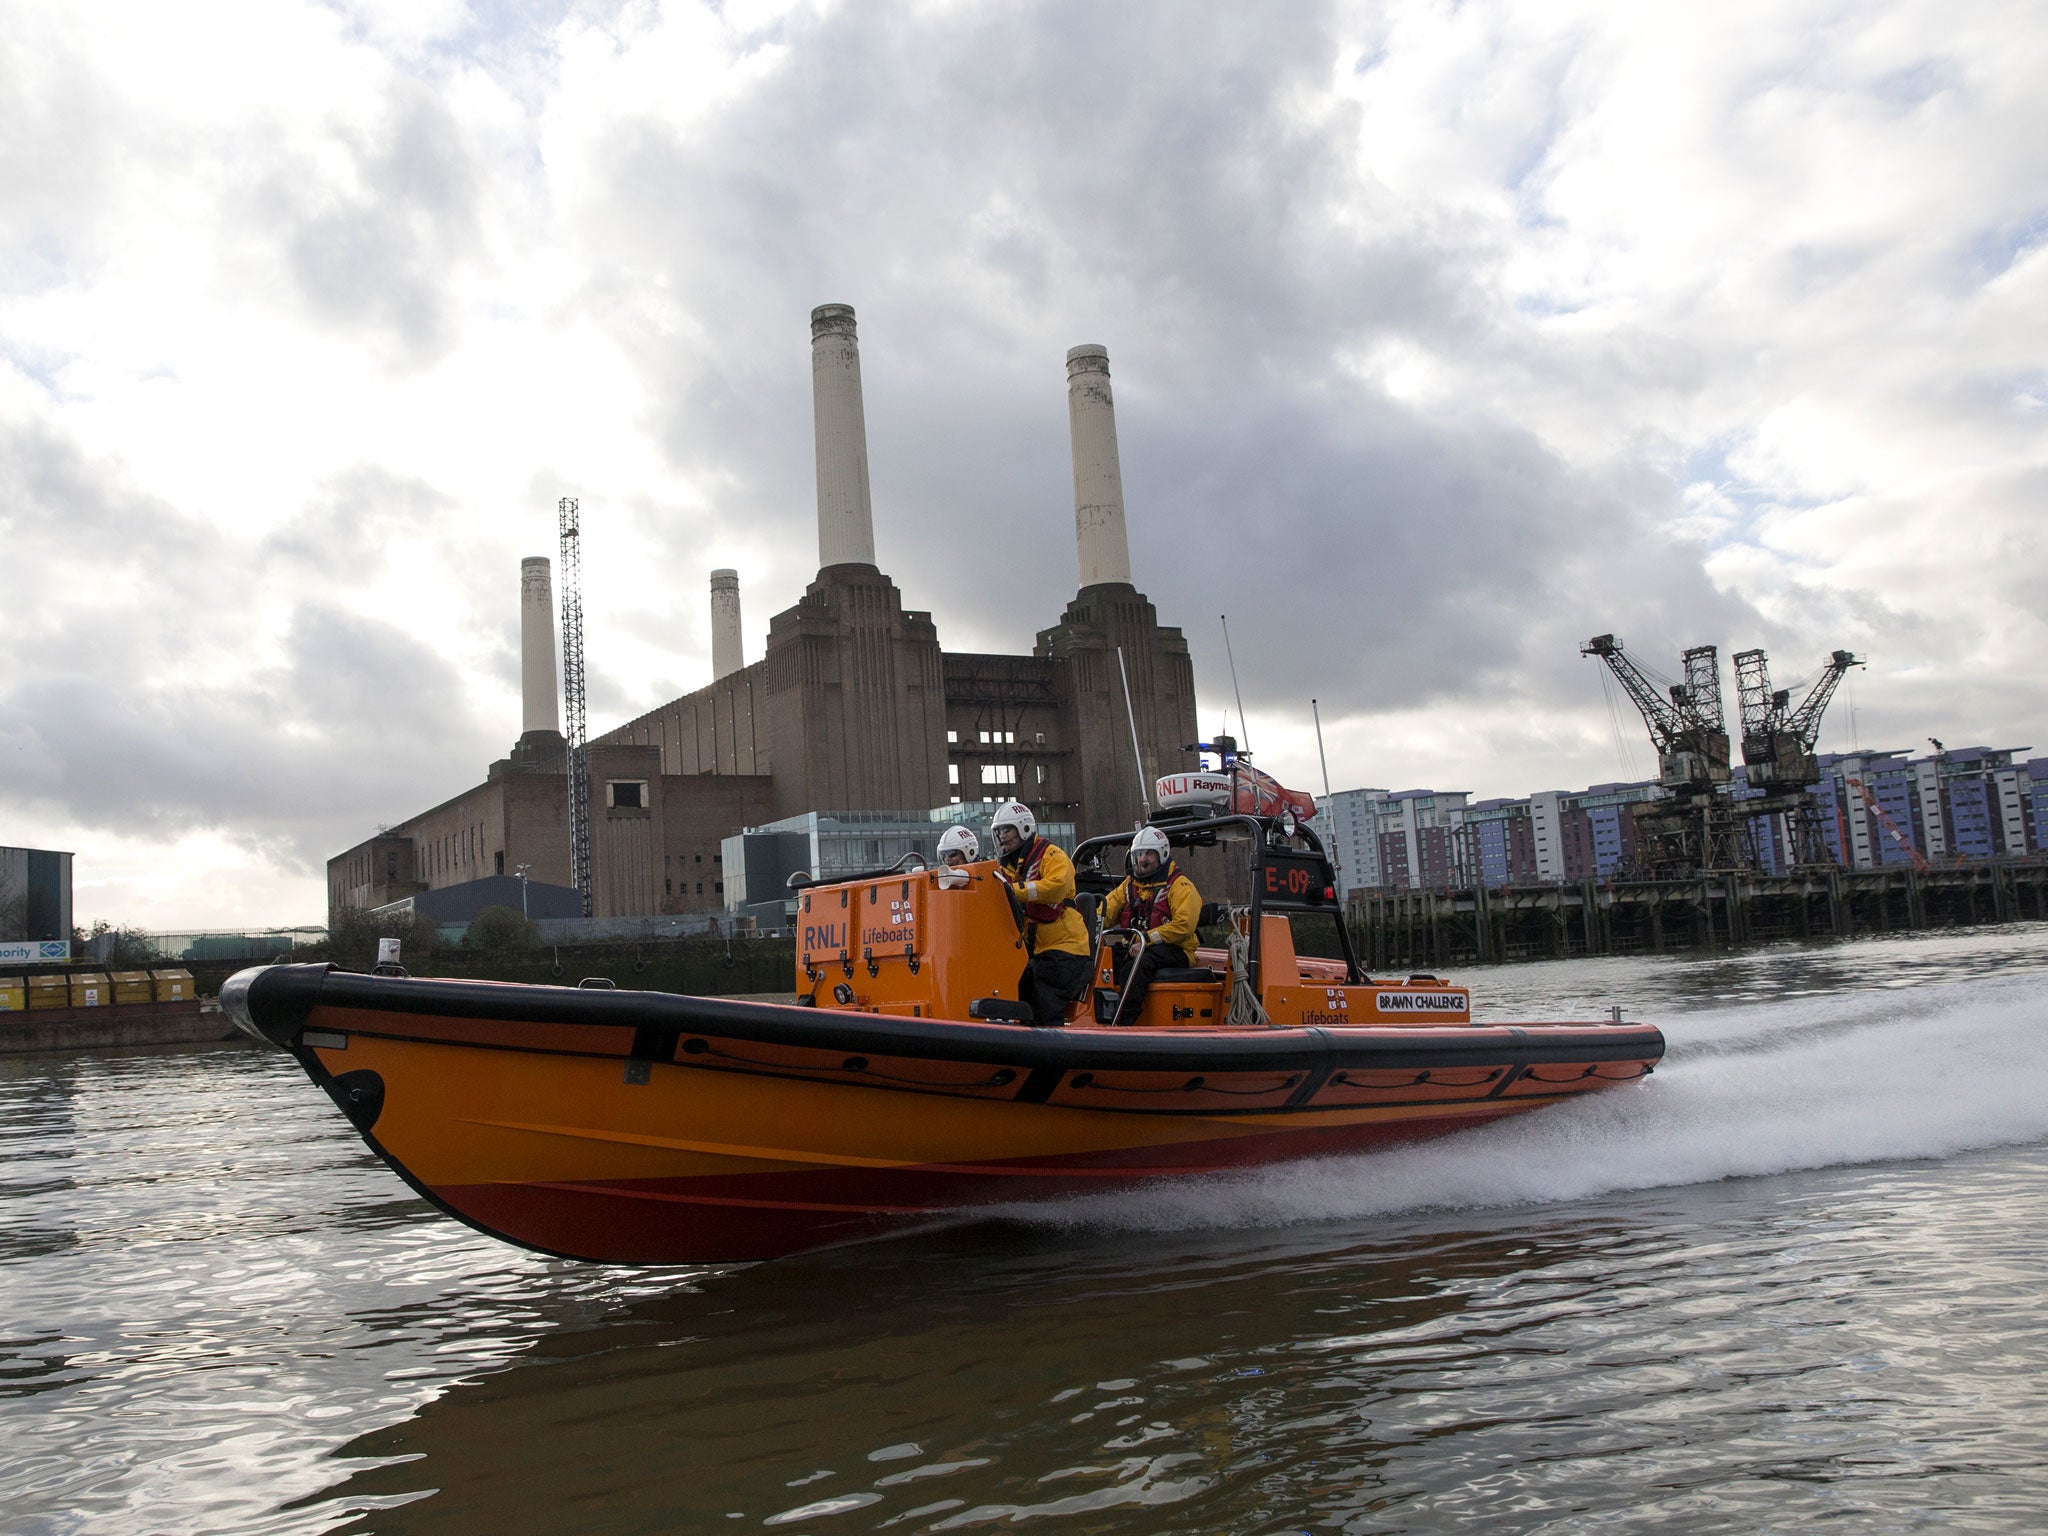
[1101,825,1202,1025]
[991,801,1092,1027]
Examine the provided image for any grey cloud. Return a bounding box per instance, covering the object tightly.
[0,599,503,872]
[251,79,484,366]
[0,416,504,871]
[568,3,1514,639]
[263,463,470,571]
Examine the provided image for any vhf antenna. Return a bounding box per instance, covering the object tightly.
[1220,614,1251,814]
[1219,614,1250,754]
[1115,646,1151,827]
[1312,697,1338,884]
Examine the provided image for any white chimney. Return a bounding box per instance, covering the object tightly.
[1066,344,1133,588]
[519,556,560,736]
[811,303,878,568]
[710,568,743,679]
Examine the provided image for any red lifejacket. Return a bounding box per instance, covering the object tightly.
[1114,867,1188,933]
[1005,837,1072,925]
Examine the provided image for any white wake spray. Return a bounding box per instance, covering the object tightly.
[1010,968,2048,1235]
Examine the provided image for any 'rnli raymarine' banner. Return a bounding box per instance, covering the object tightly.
[1373,990,1467,1015]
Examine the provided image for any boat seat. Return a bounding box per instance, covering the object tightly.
[1074,891,1101,948]
[1154,966,1221,984]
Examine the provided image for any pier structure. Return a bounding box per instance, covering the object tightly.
[1351,858,2048,970]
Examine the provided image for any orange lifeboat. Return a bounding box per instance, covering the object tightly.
[224,813,1661,1263]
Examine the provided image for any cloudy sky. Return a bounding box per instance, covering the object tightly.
[4,0,2044,930]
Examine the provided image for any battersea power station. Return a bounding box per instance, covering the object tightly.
[327,306,1201,927]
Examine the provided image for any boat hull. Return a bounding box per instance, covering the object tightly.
[225,965,1663,1263]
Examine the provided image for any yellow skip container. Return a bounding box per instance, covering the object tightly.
[111,970,155,1005]
[151,969,196,1003]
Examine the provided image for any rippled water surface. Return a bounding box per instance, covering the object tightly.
[5,926,2048,1534]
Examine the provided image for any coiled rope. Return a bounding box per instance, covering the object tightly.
[1224,911,1274,1030]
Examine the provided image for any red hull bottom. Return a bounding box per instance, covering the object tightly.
[433,1104,1535,1263]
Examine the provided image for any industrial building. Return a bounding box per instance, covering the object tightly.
[1,845,74,962]
[327,308,1199,927]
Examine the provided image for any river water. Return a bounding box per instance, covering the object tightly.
[5,926,2048,1535]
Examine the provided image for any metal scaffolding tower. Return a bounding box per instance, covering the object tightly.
[558,497,592,916]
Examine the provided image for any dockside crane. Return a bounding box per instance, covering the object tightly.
[1581,635,1747,874]
[1845,773,1932,874]
[1733,648,1862,790]
[1732,647,1863,868]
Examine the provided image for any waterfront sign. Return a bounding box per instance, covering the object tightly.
[0,939,71,964]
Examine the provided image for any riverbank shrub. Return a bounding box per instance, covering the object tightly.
[465,905,540,954]
[308,907,443,971]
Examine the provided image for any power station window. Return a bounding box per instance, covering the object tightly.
[981,764,1017,786]
[607,780,647,809]
[948,764,960,785]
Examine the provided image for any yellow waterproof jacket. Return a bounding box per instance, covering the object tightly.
[1102,863,1201,952]
[998,837,1091,958]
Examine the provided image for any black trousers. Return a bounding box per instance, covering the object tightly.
[1021,949,1093,1028]
[1111,941,1193,1024]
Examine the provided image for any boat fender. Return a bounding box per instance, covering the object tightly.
[322,1069,385,1134]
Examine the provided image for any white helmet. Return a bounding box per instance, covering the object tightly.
[937,825,980,865]
[1131,827,1171,867]
[991,801,1036,844]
